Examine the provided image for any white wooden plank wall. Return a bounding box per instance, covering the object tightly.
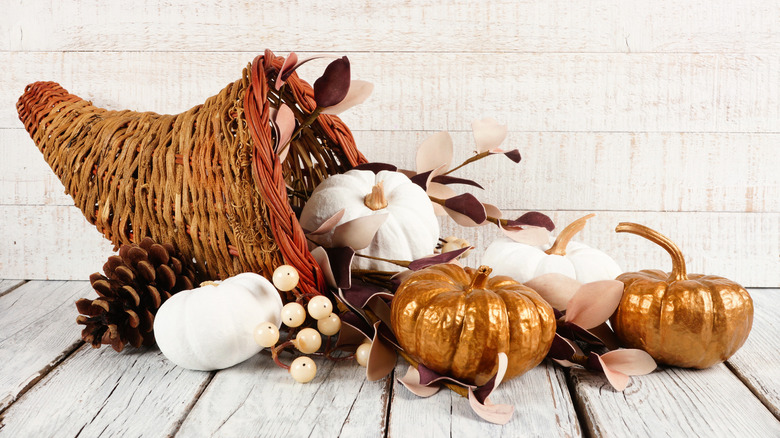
[1,1,778,287]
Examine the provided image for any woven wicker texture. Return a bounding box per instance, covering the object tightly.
[16,51,367,299]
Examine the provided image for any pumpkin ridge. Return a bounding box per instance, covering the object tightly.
[415,291,466,374]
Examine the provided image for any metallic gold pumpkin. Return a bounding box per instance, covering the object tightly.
[390,264,556,386]
[611,223,753,369]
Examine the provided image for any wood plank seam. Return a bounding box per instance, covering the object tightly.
[0,340,84,419]
[564,369,594,438]
[0,281,26,299]
[724,361,780,422]
[168,372,217,437]
[382,371,394,438]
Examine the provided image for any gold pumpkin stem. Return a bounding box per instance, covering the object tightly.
[364,181,388,211]
[545,213,596,255]
[615,222,688,281]
[468,266,493,291]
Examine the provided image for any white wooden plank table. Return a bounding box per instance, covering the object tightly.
[0,280,777,437]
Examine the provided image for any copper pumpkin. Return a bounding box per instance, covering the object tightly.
[611,223,753,368]
[390,264,556,386]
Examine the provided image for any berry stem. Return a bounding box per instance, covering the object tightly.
[271,340,295,370]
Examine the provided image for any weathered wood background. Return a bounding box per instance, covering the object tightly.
[1,0,778,286]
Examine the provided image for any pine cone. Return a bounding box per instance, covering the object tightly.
[76,237,198,352]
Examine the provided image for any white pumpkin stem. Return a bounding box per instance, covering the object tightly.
[545,213,596,256]
[615,222,688,281]
[364,181,389,210]
[468,265,493,291]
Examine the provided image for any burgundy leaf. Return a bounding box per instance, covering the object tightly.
[587,352,604,371]
[325,247,355,289]
[408,246,471,271]
[353,162,398,173]
[398,366,441,397]
[366,295,393,327]
[321,80,374,115]
[427,182,457,216]
[340,280,393,310]
[375,319,402,350]
[472,354,510,405]
[548,333,577,361]
[501,149,522,163]
[558,321,606,347]
[280,55,329,82]
[587,323,621,351]
[410,169,434,191]
[335,311,373,348]
[506,211,555,231]
[418,363,476,389]
[443,193,487,225]
[431,175,485,189]
[467,390,514,425]
[313,56,351,108]
[467,353,513,424]
[501,225,551,245]
[366,322,397,381]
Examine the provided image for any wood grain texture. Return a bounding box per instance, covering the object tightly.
[0,281,86,411]
[354,130,780,213]
[1,129,70,205]
[2,52,779,132]
[0,344,210,437]
[726,289,780,419]
[3,206,778,287]
[4,0,780,53]
[0,205,116,280]
[388,360,581,437]
[8,127,779,214]
[570,363,780,437]
[176,353,390,437]
[441,210,780,288]
[0,280,24,296]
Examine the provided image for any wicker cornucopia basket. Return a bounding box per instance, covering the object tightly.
[16,51,367,300]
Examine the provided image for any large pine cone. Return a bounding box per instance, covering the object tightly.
[76,237,198,351]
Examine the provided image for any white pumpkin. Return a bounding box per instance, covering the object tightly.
[154,272,283,371]
[299,169,439,271]
[482,214,622,284]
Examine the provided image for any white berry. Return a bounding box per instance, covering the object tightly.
[307,296,333,320]
[253,322,279,348]
[356,342,372,367]
[294,328,322,354]
[317,313,341,336]
[290,356,317,383]
[281,302,306,327]
[273,265,300,292]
